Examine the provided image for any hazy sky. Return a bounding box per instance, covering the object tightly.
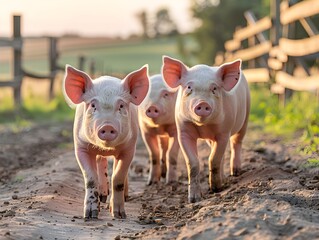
[0,0,195,37]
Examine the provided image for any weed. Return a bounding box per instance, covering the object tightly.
[302,158,319,169]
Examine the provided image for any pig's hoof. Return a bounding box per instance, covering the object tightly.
[209,186,223,193]
[146,179,159,186]
[112,210,127,219]
[232,168,241,176]
[84,209,99,220]
[124,195,130,202]
[188,192,201,203]
[165,180,177,186]
[99,195,107,203]
[161,165,167,178]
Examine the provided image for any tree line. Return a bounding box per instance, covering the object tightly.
[136,0,270,65]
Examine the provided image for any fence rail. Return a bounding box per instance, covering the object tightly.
[221,0,319,103]
[0,15,95,107]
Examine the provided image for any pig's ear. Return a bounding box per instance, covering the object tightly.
[63,65,93,105]
[218,59,242,91]
[123,65,149,105]
[162,55,188,88]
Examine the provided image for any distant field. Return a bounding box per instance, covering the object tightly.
[0,35,195,77]
[58,37,188,75]
[0,35,196,104]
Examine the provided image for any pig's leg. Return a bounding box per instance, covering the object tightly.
[124,176,129,201]
[179,128,201,203]
[230,134,242,176]
[113,158,129,201]
[110,154,132,219]
[230,119,248,176]
[166,136,179,184]
[75,149,100,219]
[208,137,228,192]
[97,155,109,203]
[141,133,161,185]
[159,136,168,179]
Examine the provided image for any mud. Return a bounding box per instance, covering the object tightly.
[0,121,318,240]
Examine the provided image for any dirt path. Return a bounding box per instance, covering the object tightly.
[0,122,319,240]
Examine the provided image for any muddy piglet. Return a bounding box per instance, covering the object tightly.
[138,74,179,185]
[162,56,250,203]
[63,65,149,219]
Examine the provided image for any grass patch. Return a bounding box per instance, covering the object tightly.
[0,94,74,131]
[249,84,319,155]
[302,158,319,169]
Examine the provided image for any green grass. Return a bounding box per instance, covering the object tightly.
[302,158,319,168]
[0,94,74,131]
[249,84,319,156]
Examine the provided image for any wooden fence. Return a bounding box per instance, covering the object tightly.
[221,0,319,103]
[0,16,23,106]
[0,15,95,107]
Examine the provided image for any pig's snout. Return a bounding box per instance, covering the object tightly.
[194,102,212,117]
[146,106,160,119]
[98,125,118,141]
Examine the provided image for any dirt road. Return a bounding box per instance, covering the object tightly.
[0,121,318,239]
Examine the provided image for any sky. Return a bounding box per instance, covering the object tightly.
[0,0,195,38]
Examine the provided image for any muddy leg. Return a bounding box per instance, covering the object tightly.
[110,154,132,219]
[75,149,100,219]
[159,136,168,179]
[209,138,228,192]
[166,136,179,184]
[97,155,109,203]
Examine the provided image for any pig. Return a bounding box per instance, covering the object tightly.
[162,56,250,203]
[138,74,179,185]
[63,64,149,219]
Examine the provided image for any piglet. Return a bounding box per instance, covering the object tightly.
[63,65,149,219]
[162,56,250,203]
[138,74,179,185]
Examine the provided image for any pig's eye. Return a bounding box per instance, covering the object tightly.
[118,102,126,113]
[185,85,192,96]
[163,93,169,98]
[212,87,217,94]
[90,102,97,111]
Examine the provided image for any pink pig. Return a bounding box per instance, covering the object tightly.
[162,56,250,203]
[63,65,149,219]
[138,74,179,185]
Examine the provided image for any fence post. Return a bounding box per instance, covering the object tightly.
[48,37,58,100]
[13,15,23,107]
[90,59,96,77]
[78,55,85,71]
[270,0,281,46]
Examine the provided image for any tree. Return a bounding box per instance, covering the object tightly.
[136,10,149,39]
[191,0,269,65]
[153,8,179,37]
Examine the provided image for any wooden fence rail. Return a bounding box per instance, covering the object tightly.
[0,15,94,107]
[222,11,272,84]
[221,0,319,103]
